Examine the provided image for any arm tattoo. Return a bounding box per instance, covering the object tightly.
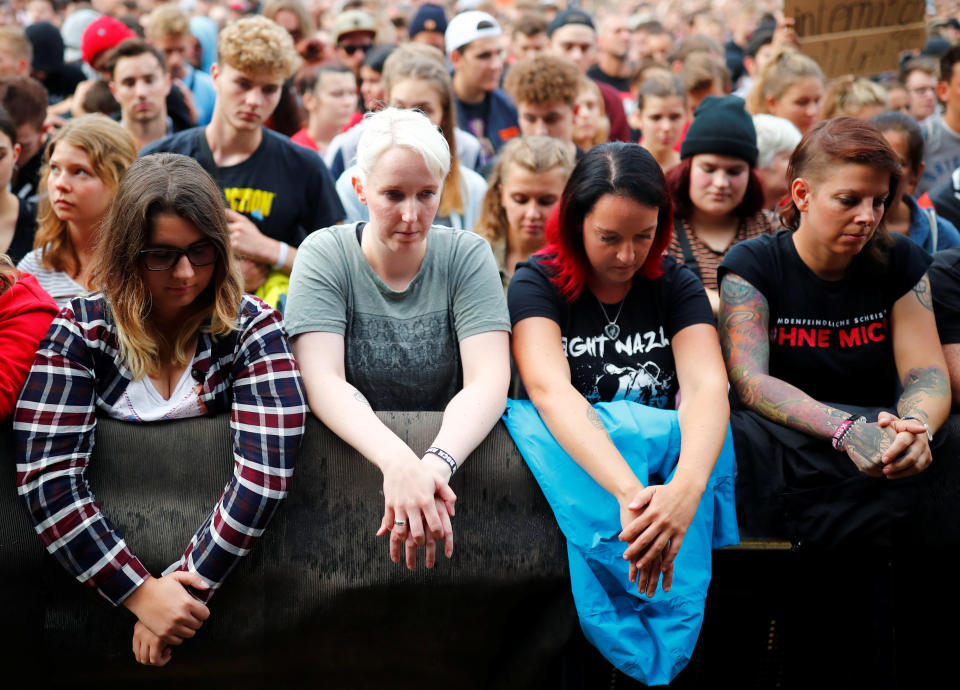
[353,390,371,407]
[586,405,605,430]
[898,366,949,422]
[912,274,933,312]
[719,273,850,438]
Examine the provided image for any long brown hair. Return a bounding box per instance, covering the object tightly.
[89,153,244,380]
[34,114,138,276]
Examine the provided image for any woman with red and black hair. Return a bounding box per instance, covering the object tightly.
[508,141,730,597]
[666,95,772,314]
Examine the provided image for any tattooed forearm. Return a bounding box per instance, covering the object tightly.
[898,366,949,422]
[718,274,853,438]
[586,405,605,430]
[353,389,371,407]
[738,374,851,437]
[912,274,933,312]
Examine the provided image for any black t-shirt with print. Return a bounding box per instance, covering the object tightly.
[929,246,960,344]
[719,230,931,407]
[142,127,344,247]
[508,253,714,409]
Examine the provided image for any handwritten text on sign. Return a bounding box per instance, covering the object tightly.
[784,0,926,78]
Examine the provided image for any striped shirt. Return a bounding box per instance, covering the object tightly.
[17,248,87,309]
[668,210,775,291]
[14,293,307,606]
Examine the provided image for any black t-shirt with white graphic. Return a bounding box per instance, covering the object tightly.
[142,127,344,247]
[508,253,714,409]
[719,230,931,407]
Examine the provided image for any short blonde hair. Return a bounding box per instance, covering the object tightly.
[35,114,139,275]
[218,15,301,79]
[146,4,190,40]
[356,107,450,187]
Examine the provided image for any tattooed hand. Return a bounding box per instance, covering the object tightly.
[842,422,895,477]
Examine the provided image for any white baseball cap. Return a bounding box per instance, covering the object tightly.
[445,10,502,56]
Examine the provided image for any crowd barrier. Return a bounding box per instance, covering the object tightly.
[3,413,959,688]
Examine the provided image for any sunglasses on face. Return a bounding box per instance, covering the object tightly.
[139,243,218,271]
[339,43,372,56]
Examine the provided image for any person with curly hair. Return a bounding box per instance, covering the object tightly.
[504,53,581,149]
[143,15,343,294]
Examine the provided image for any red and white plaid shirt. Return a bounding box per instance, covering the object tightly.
[14,293,306,606]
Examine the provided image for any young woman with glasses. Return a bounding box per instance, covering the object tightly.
[14,153,306,667]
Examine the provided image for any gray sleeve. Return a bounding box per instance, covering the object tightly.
[284,229,350,338]
[450,234,512,340]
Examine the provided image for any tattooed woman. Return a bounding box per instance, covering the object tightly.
[509,142,730,596]
[718,117,950,546]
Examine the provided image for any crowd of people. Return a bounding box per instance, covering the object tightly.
[2,0,960,684]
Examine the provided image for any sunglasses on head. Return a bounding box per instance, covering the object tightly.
[139,243,217,271]
[340,43,372,56]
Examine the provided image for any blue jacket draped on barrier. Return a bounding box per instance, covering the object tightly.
[502,399,739,685]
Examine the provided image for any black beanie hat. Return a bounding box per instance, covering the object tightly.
[680,95,758,167]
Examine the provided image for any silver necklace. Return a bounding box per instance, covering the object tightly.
[596,294,626,340]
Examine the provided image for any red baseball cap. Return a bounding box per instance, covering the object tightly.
[81,15,136,67]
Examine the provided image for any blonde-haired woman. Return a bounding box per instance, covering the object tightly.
[475,135,576,288]
[17,114,138,306]
[820,75,890,121]
[287,107,510,570]
[746,48,825,135]
[15,153,306,667]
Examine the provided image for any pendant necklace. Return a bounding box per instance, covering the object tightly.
[596,293,626,340]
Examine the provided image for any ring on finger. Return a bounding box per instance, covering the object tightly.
[394,520,406,527]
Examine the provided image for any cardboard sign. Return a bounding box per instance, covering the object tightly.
[784,0,927,78]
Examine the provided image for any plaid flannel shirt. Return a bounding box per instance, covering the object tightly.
[14,293,307,606]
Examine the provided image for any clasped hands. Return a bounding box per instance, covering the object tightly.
[377,452,456,569]
[124,571,211,667]
[617,477,702,599]
[842,412,932,479]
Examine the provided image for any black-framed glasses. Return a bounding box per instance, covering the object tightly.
[340,43,372,56]
[139,243,218,271]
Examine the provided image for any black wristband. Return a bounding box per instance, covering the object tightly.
[424,446,457,476]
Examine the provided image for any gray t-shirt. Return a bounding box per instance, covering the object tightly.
[919,115,960,196]
[285,222,511,411]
